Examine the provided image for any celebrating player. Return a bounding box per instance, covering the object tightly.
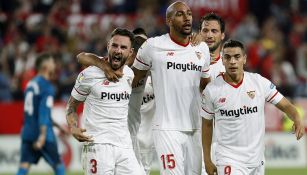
[66,28,144,175]
[132,1,211,174]
[16,54,65,175]
[201,39,305,175]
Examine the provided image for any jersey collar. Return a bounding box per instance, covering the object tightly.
[169,33,190,47]
[222,73,244,88]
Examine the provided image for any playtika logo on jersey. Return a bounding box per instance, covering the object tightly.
[166,61,202,72]
[219,106,258,118]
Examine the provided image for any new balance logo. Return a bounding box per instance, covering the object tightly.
[167,52,174,56]
[218,98,226,103]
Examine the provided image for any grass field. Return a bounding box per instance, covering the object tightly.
[2,168,307,175]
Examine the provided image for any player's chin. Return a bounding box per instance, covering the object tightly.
[181,29,192,36]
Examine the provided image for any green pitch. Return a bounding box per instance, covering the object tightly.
[2,168,307,175]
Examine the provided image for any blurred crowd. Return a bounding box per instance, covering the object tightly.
[0,0,306,102]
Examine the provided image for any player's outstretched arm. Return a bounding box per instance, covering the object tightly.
[275,97,305,140]
[202,118,217,175]
[77,52,123,82]
[66,96,93,142]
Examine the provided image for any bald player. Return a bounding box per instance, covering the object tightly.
[132,1,211,174]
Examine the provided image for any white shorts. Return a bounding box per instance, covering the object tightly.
[81,143,145,175]
[153,130,202,175]
[217,163,264,175]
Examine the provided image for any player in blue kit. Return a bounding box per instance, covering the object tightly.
[16,53,65,175]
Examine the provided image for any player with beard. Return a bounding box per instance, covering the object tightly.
[66,28,144,175]
[132,1,211,174]
[200,13,226,82]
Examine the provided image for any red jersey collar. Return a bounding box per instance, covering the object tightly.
[222,73,244,88]
[169,33,190,47]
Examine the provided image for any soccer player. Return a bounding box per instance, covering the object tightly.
[16,54,65,175]
[199,13,226,169]
[76,28,155,175]
[132,1,211,174]
[200,12,226,81]
[201,39,305,175]
[66,28,144,175]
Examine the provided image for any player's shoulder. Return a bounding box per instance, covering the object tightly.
[205,75,224,92]
[145,34,169,46]
[123,65,134,79]
[81,66,106,79]
[245,72,265,82]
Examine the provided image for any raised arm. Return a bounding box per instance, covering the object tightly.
[77,52,123,82]
[275,97,305,140]
[66,96,93,142]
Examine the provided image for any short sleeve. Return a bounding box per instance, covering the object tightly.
[71,71,94,101]
[261,76,284,105]
[133,39,153,70]
[200,42,211,78]
[200,87,215,120]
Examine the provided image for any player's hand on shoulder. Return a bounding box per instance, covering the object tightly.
[292,119,305,140]
[71,127,93,142]
[205,160,218,175]
[190,32,203,46]
[102,60,123,82]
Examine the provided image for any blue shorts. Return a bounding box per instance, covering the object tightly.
[20,140,62,168]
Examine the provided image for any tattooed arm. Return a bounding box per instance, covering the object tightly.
[66,96,93,142]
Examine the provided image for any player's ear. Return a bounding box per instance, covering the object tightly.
[243,54,247,65]
[107,41,110,51]
[166,17,171,27]
[221,32,225,41]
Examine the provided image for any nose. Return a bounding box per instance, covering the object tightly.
[229,57,236,64]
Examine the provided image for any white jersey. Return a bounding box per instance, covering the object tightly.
[210,55,225,80]
[133,33,211,131]
[201,72,283,167]
[71,65,134,148]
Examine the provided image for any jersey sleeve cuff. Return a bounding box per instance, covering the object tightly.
[71,88,87,102]
[200,107,214,120]
[133,58,150,70]
[269,92,283,105]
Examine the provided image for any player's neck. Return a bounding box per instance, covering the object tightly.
[224,72,244,85]
[169,32,190,47]
[210,49,221,64]
[38,70,51,81]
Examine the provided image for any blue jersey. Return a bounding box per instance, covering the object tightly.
[21,76,56,142]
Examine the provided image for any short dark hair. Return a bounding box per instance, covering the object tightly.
[132,28,147,52]
[111,28,135,47]
[200,12,225,33]
[35,53,54,71]
[223,39,245,52]
[132,28,147,37]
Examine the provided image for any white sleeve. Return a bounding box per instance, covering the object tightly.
[261,75,284,105]
[133,39,153,70]
[71,70,94,101]
[200,42,211,78]
[200,87,214,120]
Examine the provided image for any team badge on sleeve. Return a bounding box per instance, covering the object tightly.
[247,91,256,99]
[77,73,85,83]
[195,51,202,60]
[270,83,276,89]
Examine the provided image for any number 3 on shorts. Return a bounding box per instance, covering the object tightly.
[160,154,176,170]
[90,159,97,174]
